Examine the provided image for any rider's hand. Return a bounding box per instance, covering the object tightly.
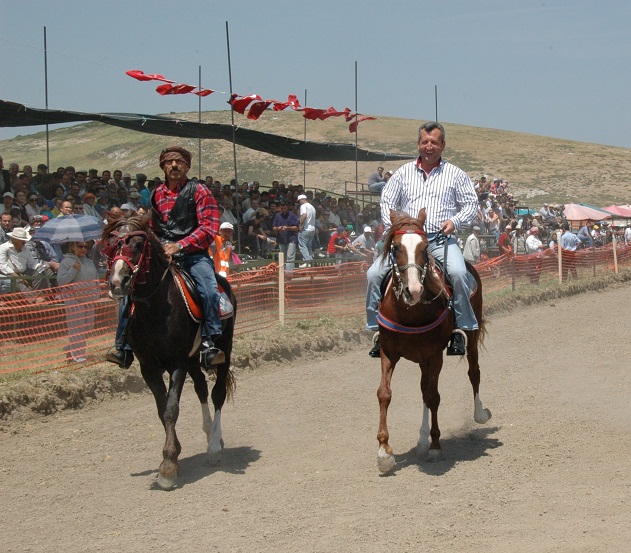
[164,242,181,258]
[440,220,455,235]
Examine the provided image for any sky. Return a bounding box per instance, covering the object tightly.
[2,0,631,148]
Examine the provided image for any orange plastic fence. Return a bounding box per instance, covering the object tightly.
[2,243,631,375]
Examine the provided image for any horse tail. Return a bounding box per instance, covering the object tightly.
[225,368,236,401]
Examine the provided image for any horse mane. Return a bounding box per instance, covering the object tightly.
[381,215,426,262]
[102,213,170,266]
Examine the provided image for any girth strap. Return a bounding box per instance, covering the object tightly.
[377,306,451,334]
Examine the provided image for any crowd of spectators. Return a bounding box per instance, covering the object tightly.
[2,153,630,293]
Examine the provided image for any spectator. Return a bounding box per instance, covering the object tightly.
[57,241,100,363]
[58,200,73,217]
[327,225,351,265]
[350,226,376,260]
[367,166,387,194]
[560,223,581,281]
[498,223,513,256]
[0,212,13,244]
[210,222,236,277]
[463,225,482,264]
[0,227,39,294]
[297,194,316,261]
[82,193,99,218]
[577,222,594,248]
[272,202,299,271]
[0,155,11,193]
[134,173,150,207]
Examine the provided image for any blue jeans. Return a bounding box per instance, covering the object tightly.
[179,252,222,337]
[278,242,297,271]
[298,230,315,260]
[368,181,386,194]
[115,252,222,350]
[365,235,478,331]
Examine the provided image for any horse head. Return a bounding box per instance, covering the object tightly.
[382,208,432,306]
[102,214,163,299]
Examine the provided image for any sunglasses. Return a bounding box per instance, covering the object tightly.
[75,244,89,250]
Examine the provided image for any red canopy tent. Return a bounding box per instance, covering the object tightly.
[563,203,613,223]
[601,205,631,217]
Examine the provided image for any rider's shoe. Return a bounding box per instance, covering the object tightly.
[106,348,135,368]
[369,337,381,358]
[201,338,225,369]
[446,331,466,356]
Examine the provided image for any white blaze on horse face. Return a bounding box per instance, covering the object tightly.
[109,258,128,293]
[400,233,424,305]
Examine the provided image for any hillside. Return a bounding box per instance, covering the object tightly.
[2,110,631,207]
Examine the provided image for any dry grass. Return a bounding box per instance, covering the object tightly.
[3,111,631,207]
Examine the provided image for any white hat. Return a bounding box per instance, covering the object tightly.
[297,194,307,201]
[120,203,137,212]
[122,173,131,179]
[7,227,31,242]
[3,192,14,199]
[219,222,234,230]
[363,226,372,233]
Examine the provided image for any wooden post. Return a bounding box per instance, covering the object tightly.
[278,251,285,326]
[612,232,618,273]
[557,230,563,283]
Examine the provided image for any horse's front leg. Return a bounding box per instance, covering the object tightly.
[418,352,443,461]
[466,332,492,424]
[377,353,397,473]
[188,362,212,442]
[206,363,233,460]
[157,367,187,489]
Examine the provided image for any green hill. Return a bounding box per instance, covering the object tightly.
[2,110,631,207]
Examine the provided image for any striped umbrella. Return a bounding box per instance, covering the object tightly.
[33,214,103,244]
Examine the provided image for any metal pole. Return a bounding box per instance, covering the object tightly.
[225,21,241,252]
[303,89,307,188]
[354,61,358,194]
[44,27,50,170]
[435,84,438,122]
[198,65,202,180]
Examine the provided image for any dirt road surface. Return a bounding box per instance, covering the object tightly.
[1,286,630,552]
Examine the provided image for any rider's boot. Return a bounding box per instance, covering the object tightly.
[201,336,225,369]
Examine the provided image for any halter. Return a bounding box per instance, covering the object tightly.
[389,229,428,302]
[104,229,160,296]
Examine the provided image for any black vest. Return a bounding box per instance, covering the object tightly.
[151,179,199,242]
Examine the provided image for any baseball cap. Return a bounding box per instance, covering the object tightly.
[363,226,372,233]
[220,222,234,230]
[297,194,307,201]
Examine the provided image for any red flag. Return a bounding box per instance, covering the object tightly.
[316,107,352,120]
[126,69,174,83]
[156,83,196,95]
[229,94,262,114]
[301,108,327,120]
[349,115,377,133]
[193,88,215,97]
[273,94,301,111]
[247,100,274,120]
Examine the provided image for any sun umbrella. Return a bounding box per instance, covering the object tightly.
[33,214,103,244]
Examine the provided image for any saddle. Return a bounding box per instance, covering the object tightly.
[171,265,234,323]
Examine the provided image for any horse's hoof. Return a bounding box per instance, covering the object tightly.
[474,408,492,424]
[427,448,443,462]
[377,447,396,473]
[416,441,430,457]
[157,474,177,490]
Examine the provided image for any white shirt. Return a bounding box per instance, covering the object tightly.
[0,241,37,275]
[525,234,543,254]
[463,233,481,263]
[299,201,316,232]
[381,158,478,233]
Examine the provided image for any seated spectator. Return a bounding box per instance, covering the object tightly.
[367,166,387,194]
[350,226,376,260]
[327,226,351,265]
[0,227,40,294]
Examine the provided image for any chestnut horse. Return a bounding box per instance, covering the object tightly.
[103,215,236,489]
[376,209,491,473]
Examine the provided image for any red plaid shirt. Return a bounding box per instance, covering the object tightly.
[152,179,220,252]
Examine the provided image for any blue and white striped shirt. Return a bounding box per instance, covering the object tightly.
[380,158,478,234]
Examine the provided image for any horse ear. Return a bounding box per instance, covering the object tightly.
[389,209,398,224]
[417,208,427,227]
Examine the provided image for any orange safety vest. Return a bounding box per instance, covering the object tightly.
[212,236,232,277]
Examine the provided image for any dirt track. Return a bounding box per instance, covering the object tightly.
[1,286,630,552]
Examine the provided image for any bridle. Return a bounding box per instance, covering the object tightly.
[104,227,167,300]
[389,229,450,305]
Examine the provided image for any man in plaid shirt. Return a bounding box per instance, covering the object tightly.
[107,145,225,370]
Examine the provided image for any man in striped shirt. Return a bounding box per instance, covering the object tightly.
[366,122,479,357]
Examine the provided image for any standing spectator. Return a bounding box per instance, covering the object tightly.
[297,194,316,261]
[498,224,513,256]
[210,222,236,277]
[463,225,482,264]
[272,201,299,272]
[57,241,100,362]
[560,222,581,281]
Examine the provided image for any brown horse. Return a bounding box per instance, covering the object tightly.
[376,209,491,473]
[103,215,236,489]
